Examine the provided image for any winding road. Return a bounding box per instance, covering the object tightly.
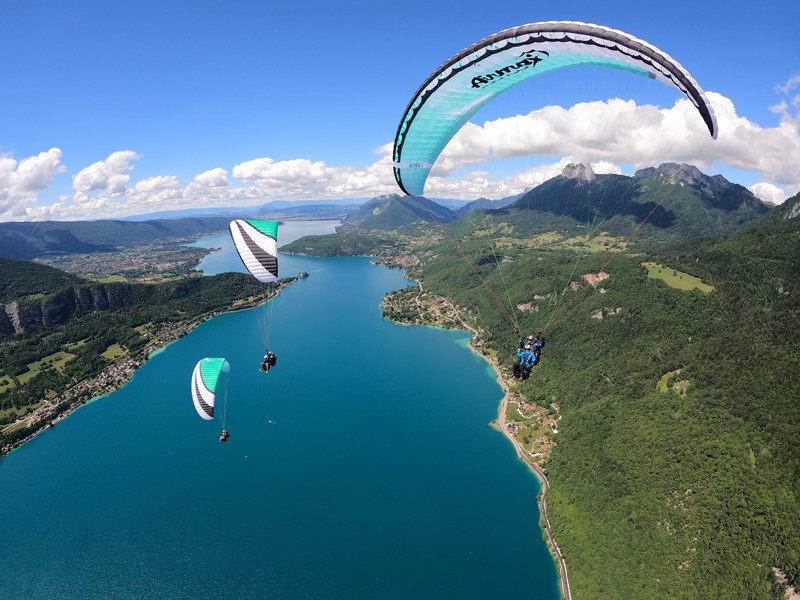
[497,394,571,600]
[408,282,571,599]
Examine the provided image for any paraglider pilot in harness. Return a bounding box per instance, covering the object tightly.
[260,350,277,373]
[513,333,545,379]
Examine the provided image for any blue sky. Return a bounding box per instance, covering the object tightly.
[1,0,798,220]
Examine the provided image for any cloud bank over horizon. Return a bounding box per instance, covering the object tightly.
[2,88,799,222]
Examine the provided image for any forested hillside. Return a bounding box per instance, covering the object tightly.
[0,217,232,259]
[340,193,458,231]
[411,201,799,598]
[0,257,83,302]
[0,264,284,447]
[281,233,397,256]
[479,162,769,244]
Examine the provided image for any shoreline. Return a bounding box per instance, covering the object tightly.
[1,314,208,457]
[384,277,570,600]
[1,275,305,457]
[465,332,572,600]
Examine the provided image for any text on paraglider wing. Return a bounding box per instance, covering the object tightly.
[470,50,549,89]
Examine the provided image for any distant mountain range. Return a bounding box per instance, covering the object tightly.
[339,194,460,231]
[0,201,363,260]
[120,198,367,221]
[0,217,234,260]
[493,162,771,242]
[0,163,777,260]
[338,163,772,244]
[456,195,520,215]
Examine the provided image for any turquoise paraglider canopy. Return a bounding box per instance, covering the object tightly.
[392,21,718,197]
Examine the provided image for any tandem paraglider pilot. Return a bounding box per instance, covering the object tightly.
[512,333,544,380]
[260,351,277,373]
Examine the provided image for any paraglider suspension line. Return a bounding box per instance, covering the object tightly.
[543,191,670,333]
[425,205,519,333]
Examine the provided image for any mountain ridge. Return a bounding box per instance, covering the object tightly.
[340,193,459,231]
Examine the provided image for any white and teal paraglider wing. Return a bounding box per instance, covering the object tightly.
[191,358,230,420]
[229,219,279,283]
[393,21,718,197]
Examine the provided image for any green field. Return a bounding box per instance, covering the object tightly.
[17,351,77,384]
[96,275,126,283]
[65,339,88,350]
[642,261,714,293]
[657,369,680,393]
[526,232,563,245]
[2,418,32,434]
[101,343,128,360]
[562,233,627,252]
[506,402,550,454]
[0,376,16,393]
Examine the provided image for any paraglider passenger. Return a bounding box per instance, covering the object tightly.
[519,335,535,350]
[513,346,527,378]
[260,351,277,372]
[521,345,535,379]
[220,429,230,442]
[532,332,545,359]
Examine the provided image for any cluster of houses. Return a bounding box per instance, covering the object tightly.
[506,400,561,463]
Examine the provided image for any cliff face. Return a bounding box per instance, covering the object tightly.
[1,302,19,336]
[1,276,229,335]
[3,283,138,332]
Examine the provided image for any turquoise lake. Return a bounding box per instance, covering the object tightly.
[0,222,559,599]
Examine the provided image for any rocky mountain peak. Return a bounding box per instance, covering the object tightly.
[634,162,745,200]
[561,163,596,182]
[783,196,800,220]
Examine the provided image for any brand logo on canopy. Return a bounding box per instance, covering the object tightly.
[471,50,549,89]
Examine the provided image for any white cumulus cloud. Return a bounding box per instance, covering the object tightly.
[231,156,396,199]
[0,148,66,220]
[423,91,800,199]
[72,150,139,194]
[749,182,787,204]
[4,86,800,221]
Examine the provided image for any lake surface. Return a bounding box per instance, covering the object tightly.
[0,222,559,599]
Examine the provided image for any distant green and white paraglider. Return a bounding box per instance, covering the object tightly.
[229,219,279,283]
[191,357,231,441]
[393,20,718,197]
[229,218,281,374]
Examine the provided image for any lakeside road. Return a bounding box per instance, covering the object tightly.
[485,355,572,600]
[394,279,571,599]
[441,304,571,596]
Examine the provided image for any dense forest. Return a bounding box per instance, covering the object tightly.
[407,205,800,598]
[0,257,82,302]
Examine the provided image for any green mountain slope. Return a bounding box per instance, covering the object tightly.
[0,257,83,303]
[487,163,770,244]
[411,196,799,598]
[340,193,458,231]
[0,217,233,259]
